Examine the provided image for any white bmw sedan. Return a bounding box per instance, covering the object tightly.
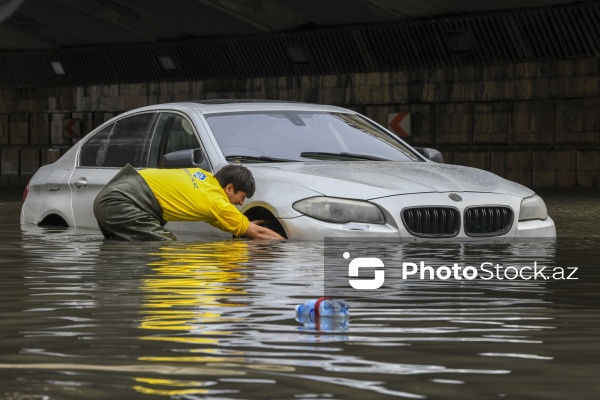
[21,100,555,241]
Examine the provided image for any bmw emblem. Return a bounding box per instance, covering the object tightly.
[449,193,462,202]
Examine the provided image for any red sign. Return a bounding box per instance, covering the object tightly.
[63,118,81,138]
[387,112,411,137]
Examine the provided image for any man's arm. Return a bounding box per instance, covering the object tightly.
[243,221,286,240]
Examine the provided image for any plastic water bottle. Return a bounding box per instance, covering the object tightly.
[296,313,349,332]
[295,296,349,318]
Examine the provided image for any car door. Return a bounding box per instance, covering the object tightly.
[146,111,230,238]
[68,112,157,228]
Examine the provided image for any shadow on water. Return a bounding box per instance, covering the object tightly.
[0,190,598,399]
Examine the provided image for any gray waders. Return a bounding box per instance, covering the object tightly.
[93,164,177,241]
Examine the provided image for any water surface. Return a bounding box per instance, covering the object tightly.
[0,190,598,399]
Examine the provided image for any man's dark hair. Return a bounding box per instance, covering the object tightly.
[214,164,255,197]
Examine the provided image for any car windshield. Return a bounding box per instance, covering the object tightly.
[204,111,420,162]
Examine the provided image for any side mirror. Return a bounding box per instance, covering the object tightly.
[414,147,444,163]
[159,148,211,171]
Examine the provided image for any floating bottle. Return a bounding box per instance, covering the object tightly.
[295,296,349,318]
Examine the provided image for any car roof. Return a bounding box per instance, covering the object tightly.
[125,99,354,115]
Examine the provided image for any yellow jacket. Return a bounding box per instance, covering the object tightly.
[138,168,250,237]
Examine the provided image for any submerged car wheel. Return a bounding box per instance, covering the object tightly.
[244,207,287,239]
[39,214,69,227]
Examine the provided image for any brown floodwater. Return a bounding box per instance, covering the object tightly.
[0,189,598,399]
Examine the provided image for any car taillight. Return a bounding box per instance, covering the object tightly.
[22,181,30,203]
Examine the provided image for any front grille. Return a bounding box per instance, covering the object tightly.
[402,207,460,237]
[464,206,514,236]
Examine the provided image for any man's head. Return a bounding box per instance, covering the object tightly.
[214,164,255,205]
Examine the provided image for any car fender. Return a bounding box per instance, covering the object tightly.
[241,179,323,219]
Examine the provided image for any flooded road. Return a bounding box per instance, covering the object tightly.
[1,190,599,399]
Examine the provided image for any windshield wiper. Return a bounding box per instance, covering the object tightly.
[300,151,390,161]
[226,155,296,163]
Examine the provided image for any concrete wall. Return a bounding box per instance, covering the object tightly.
[0,56,598,188]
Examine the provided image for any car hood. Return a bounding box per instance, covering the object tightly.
[249,161,534,199]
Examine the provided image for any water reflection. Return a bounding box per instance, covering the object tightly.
[135,240,301,396]
[140,241,251,332]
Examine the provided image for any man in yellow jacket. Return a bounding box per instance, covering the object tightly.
[93,164,285,241]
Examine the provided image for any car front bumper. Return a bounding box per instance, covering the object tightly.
[280,192,557,242]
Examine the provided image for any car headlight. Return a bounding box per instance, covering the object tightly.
[519,194,548,221]
[292,197,385,224]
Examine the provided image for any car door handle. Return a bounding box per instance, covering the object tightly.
[73,177,87,189]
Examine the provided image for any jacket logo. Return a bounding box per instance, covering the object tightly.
[193,171,207,181]
[448,193,462,202]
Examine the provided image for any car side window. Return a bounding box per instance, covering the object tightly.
[102,113,156,168]
[79,113,156,168]
[79,123,115,167]
[147,113,204,168]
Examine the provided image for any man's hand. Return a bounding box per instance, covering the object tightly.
[244,221,286,240]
